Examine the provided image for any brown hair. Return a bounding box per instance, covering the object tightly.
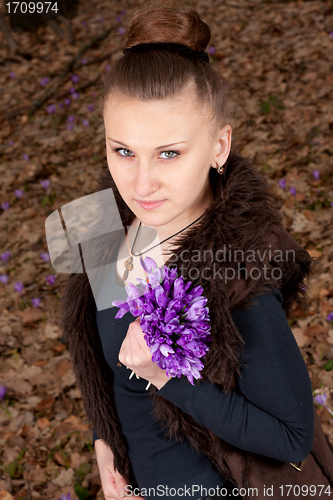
[95,0,237,129]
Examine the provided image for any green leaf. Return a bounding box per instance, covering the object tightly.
[74,483,90,500]
[323,359,333,371]
[260,101,270,114]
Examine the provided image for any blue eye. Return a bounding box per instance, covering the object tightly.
[160,150,179,159]
[114,148,133,157]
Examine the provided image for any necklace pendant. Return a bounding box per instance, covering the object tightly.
[123,256,134,281]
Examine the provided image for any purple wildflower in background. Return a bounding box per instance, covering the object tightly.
[278,178,286,189]
[100,16,104,22]
[9,72,15,78]
[208,46,216,55]
[71,75,80,83]
[105,64,111,71]
[1,251,11,261]
[67,124,74,131]
[0,275,8,284]
[40,77,50,86]
[314,393,327,407]
[32,297,41,308]
[40,179,50,190]
[289,187,296,195]
[81,58,87,64]
[87,104,94,112]
[69,87,76,94]
[58,103,64,110]
[47,104,56,114]
[116,15,122,22]
[15,189,24,198]
[327,312,333,322]
[72,92,79,100]
[118,27,126,35]
[40,251,50,262]
[331,201,333,208]
[8,140,14,146]
[1,202,9,211]
[81,20,87,27]
[46,275,56,286]
[14,281,24,294]
[112,257,212,385]
[313,170,320,180]
[23,153,29,161]
[67,115,75,123]
[300,284,307,291]
[120,10,126,15]
[64,98,71,106]
[58,494,78,500]
[82,119,89,127]
[329,32,333,37]
[0,385,6,401]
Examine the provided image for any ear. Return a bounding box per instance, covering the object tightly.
[212,125,232,169]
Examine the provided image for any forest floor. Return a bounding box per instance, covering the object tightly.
[0,0,333,498]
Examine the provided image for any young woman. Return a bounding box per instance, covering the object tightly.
[59,3,333,500]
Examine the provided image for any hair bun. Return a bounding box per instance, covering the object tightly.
[125,1,211,52]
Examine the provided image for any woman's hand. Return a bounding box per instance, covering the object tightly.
[95,439,145,500]
[119,317,170,390]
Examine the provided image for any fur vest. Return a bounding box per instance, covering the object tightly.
[59,150,315,490]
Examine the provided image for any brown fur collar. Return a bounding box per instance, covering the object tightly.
[60,150,314,490]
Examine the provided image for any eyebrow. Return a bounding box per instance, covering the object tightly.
[108,137,187,150]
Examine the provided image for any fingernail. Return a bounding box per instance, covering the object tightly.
[119,489,125,498]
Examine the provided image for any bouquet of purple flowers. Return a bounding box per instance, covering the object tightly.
[112,256,212,385]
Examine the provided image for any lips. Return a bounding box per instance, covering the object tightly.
[135,200,166,210]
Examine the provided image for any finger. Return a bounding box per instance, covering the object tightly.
[113,471,131,498]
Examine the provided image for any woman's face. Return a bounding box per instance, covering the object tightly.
[103,89,231,238]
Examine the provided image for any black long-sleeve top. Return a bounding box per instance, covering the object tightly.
[92,261,314,498]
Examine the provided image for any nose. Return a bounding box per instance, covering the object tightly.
[133,162,159,198]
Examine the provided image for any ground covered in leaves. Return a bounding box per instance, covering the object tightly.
[0,0,333,498]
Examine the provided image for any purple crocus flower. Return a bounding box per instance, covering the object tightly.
[289,187,296,195]
[14,189,24,198]
[40,179,50,190]
[118,27,126,35]
[329,32,333,37]
[278,178,286,189]
[23,153,29,161]
[58,103,64,110]
[58,494,78,500]
[100,16,104,23]
[69,87,76,94]
[64,98,71,106]
[112,257,212,385]
[105,64,111,71]
[31,297,41,308]
[1,202,9,211]
[314,394,327,406]
[40,77,50,86]
[116,15,122,22]
[313,170,320,180]
[72,92,79,100]
[81,20,87,27]
[81,58,87,64]
[82,119,89,127]
[120,10,126,15]
[40,251,50,262]
[0,274,8,284]
[71,75,80,83]
[9,72,15,78]
[67,115,75,123]
[8,140,14,146]
[1,250,11,261]
[47,104,56,114]
[208,46,216,55]
[14,281,24,294]
[67,124,74,130]
[87,104,94,112]
[0,385,6,401]
[327,312,333,322]
[46,275,56,286]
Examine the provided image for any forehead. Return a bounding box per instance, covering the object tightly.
[103,87,212,127]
